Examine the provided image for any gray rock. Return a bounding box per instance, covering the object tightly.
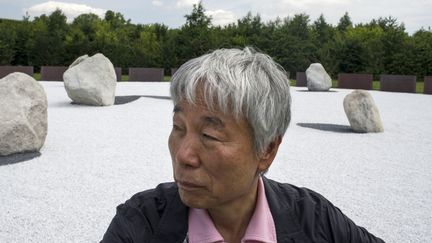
[343,90,384,133]
[63,53,116,106]
[306,63,332,91]
[69,54,89,68]
[0,72,48,156]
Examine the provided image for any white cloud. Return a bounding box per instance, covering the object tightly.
[261,0,351,15]
[152,0,164,7]
[280,0,351,8]
[176,0,200,9]
[25,1,106,22]
[206,9,236,26]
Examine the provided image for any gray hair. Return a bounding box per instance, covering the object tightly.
[170,47,291,155]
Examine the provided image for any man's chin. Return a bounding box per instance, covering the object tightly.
[178,190,209,209]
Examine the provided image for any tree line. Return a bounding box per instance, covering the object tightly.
[0,2,431,80]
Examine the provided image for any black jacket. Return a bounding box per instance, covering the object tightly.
[101,177,385,243]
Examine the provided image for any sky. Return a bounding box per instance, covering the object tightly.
[0,0,431,34]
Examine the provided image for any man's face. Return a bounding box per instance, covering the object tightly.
[168,98,265,210]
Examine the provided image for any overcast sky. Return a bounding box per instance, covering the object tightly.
[0,0,431,34]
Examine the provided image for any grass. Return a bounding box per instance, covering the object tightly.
[34,73,41,81]
[34,74,426,94]
[416,82,424,93]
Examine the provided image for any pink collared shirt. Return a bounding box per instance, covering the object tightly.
[187,177,277,243]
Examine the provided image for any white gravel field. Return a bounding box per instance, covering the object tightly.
[1,82,431,242]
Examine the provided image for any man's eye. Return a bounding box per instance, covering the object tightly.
[173,124,183,131]
[203,133,218,141]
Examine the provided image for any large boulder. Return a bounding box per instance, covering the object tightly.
[343,90,384,133]
[0,72,48,156]
[63,53,116,106]
[306,63,332,91]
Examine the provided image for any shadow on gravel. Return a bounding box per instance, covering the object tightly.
[115,95,171,105]
[296,90,338,92]
[49,95,171,107]
[297,123,353,133]
[0,152,41,166]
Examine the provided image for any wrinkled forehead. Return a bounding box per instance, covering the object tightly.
[173,100,227,129]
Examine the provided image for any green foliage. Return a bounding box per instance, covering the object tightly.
[311,15,336,75]
[65,13,102,60]
[271,14,317,76]
[26,9,69,67]
[230,12,265,47]
[410,30,432,77]
[174,1,214,64]
[184,1,211,28]
[0,4,431,80]
[0,20,17,64]
[337,12,352,32]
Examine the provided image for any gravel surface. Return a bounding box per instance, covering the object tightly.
[1,82,431,242]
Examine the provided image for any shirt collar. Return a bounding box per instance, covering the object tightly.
[187,177,277,243]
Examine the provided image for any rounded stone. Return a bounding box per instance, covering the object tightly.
[306,63,332,91]
[63,53,117,106]
[0,72,48,156]
[343,90,384,133]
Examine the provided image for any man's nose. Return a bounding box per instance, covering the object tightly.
[175,134,200,168]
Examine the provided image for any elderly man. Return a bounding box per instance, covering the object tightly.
[101,48,384,243]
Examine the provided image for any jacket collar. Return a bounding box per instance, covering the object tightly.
[262,176,310,242]
[150,184,189,243]
[150,178,309,243]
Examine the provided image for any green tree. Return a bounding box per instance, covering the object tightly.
[311,14,336,74]
[65,13,102,63]
[175,1,214,64]
[104,10,129,29]
[12,19,32,65]
[408,29,432,78]
[27,9,69,66]
[337,12,353,32]
[1,8,431,79]
[231,13,263,47]
[0,20,17,64]
[163,29,181,69]
[351,26,385,75]
[131,24,164,67]
[338,31,366,73]
[92,11,135,68]
[272,14,317,76]
[72,13,101,41]
[312,14,333,46]
[373,17,410,74]
[184,2,211,28]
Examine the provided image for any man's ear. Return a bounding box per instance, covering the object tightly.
[258,136,282,172]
